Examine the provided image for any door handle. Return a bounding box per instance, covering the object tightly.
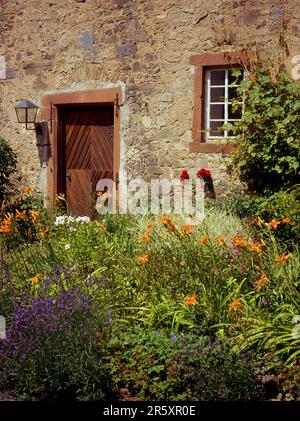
[66,173,71,183]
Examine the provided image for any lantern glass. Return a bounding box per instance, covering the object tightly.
[27,106,38,123]
[15,107,27,123]
[15,100,38,126]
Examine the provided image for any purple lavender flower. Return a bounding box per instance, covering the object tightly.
[229,242,239,256]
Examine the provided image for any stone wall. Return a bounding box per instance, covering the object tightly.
[0,0,300,196]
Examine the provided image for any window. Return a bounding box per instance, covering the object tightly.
[189,51,253,153]
[205,68,244,139]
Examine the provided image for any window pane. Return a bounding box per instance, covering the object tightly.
[210,87,225,102]
[229,69,243,85]
[209,120,224,137]
[228,103,242,119]
[228,86,239,101]
[210,104,224,120]
[210,70,225,86]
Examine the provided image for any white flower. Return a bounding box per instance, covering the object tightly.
[67,216,75,224]
[55,216,67,225]
[75,216,91,224]
[64,243,71,250]
[69,227,77,232]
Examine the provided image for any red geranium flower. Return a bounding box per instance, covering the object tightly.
[196,168,211,179]
[180,170,190,181]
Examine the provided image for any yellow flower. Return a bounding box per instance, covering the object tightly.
[137,254,149,265]
[254,274,269,289]
[184,293,197,305]
[30,273,42,285]
[229,298,241,312]
[197,236,209,244]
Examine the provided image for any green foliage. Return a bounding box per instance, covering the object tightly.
[107,327,265,400]
[1,209,299,400]
[230,67,300,194]
[219,245,300,367]
[0,138,17,204]
[210,193,261,219]
[256,185,300,242]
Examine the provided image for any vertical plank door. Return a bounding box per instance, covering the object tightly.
[63,106,114,217]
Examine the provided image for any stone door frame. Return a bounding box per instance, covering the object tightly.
[41,88,122,204]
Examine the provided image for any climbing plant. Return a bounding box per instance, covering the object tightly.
[227,66,300,194]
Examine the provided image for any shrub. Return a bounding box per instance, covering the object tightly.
[210,193,261,219]
[107,327,265,400]
[0,138,17,205]
[230,67,300,194]
[256,185,300,243]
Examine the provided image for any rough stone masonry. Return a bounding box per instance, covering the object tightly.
[0,0,299,197]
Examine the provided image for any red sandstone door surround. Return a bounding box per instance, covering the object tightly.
[40,88,122,214]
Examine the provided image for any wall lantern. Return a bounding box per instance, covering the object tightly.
[15,99,41,131]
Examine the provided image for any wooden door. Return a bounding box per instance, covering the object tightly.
[63,106,114,217]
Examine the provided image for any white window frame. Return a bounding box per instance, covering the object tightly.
[205,68,244,141]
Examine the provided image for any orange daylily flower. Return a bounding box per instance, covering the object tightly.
[216,236,226,244]
[266,219,281,229]
[184,293,197,305]
[276,253,289,265]
[137,254,149,265]
[16,210,26,220]
[3,214,13,226]
[0,224,11,234]
[248,241,263,253]
[281,217,291,225]
[182,224,194,235]
[197,236,209,244]
[229,298,241,312]
[38,229,49,238]
[161,215,170,225]
[254,274,269,289]
[23,186,32,195]
[146,223,154,230]
[29,210,40,223]
[140,231,151,242]
[231,236,247,247]
[30,273,42,285]
[161,215,178,234]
